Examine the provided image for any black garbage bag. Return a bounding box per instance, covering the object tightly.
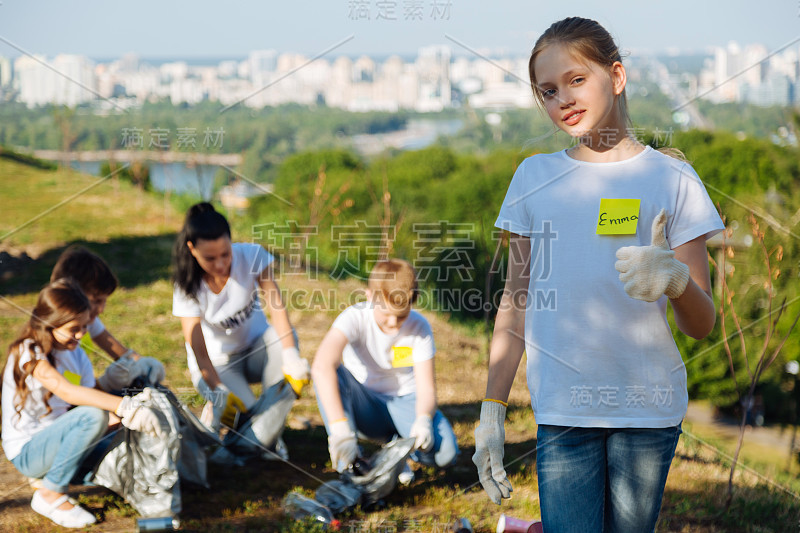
[159,385,221,488]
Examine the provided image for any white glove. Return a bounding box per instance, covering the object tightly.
[328,419,358,473]
[615,209,690,302]
[281,346,310,396]
[410,414,434,452]
[211,383,247,432]
[134,356,166,385]
[97,354,143,392]
[115,389,166,438]
[472,400,512,505]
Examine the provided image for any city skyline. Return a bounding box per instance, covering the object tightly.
[0,0,794,58]
[4,37,798,113]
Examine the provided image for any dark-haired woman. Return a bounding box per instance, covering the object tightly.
[171,202,308,457]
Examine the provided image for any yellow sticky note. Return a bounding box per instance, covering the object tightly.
[391,346,414,368]
[63,370,81,386]
[596,199,641,235]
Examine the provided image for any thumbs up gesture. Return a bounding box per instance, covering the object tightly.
[615,209,690,302]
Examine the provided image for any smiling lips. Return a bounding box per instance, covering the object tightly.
[562,109,585,126]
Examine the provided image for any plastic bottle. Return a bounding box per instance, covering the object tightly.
[136,516,180,532]
[283,492,335,527]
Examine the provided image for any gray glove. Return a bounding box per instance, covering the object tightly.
[97,353,143,391]
[136,356,166,385]
[472,400,512,504]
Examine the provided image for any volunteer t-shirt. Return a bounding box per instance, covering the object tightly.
[495,146,724,428]
[1,340,96,460]
[172,243,274,366]
[87,316,105,338]
[332,301,435,396]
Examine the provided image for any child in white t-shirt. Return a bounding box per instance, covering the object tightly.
[472,17,724,532]
[50,245,166,391]
[1,279,166,528]
[312,259,458,479]
[171,202,309,456]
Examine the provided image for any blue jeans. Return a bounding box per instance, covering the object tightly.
[11,406,109,493]
[536,424,681,533]
[316,366,459,468]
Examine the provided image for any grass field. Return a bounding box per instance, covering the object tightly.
[1,157,799,532]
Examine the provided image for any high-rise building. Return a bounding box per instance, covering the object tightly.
[0,55,11,87]
[416,45,451,112]
[15,54,97,107]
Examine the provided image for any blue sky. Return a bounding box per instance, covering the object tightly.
[0,0,794,59]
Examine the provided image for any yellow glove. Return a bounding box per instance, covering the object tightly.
[212,384,247,431]
[281,346,310,396]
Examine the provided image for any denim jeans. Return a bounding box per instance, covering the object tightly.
[536,424,681,533]
[315,366,459,468]
[10,406,109,493]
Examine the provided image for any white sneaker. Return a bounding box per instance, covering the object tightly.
[398,462,415,486]
[31,491,96,528]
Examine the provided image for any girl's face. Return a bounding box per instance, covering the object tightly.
[534,44,626,139]
[52,310,91,351]
[187,236,233,279]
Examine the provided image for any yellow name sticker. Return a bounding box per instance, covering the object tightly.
[63,370,81,386]
[596,198,641,235]
[391,346,414,368]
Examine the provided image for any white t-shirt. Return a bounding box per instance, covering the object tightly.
[87,316,105,338]
[1,340,96,460]
[172,243,274,367]
[495,146,724,428]
[332,301,435,397]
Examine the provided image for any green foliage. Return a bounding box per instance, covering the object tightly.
[246,130,800,422]
[99,160,151,191]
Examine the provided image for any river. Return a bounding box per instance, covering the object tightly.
[65,118,464,198]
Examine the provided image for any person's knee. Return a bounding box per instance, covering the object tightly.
[434,430,459,468]
[76,406,109,436]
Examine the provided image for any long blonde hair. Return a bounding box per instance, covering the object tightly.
[3,278,90,419]
[528,17,631,128]
[528,17,688,160]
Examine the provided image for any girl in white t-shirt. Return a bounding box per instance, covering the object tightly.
[171,202,308,456]
[471,17,723,532]
[1,279,166,529]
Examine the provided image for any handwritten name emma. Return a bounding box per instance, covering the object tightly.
[598,212,638,226]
